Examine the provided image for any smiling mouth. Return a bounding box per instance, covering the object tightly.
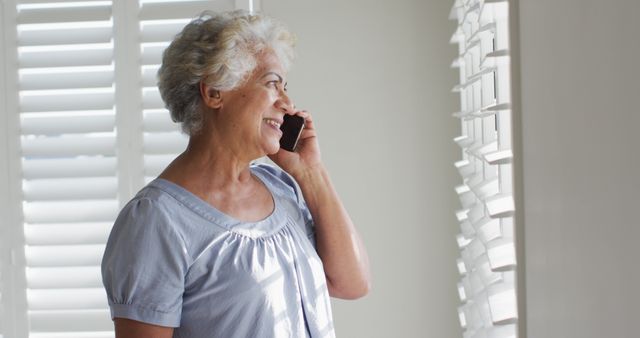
[264,118,282,129]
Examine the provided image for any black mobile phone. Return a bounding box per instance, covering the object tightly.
[279,114,305,152]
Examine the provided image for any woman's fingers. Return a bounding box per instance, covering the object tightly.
[285,109,318,140]
[293,110,316,133]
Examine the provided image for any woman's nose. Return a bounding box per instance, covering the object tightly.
[275,91,294,114]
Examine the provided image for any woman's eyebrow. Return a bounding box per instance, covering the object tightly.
[261,72,283,83]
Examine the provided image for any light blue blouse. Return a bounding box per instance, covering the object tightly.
[101,164,335,338]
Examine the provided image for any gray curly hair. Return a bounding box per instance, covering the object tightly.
[157,10,296,135]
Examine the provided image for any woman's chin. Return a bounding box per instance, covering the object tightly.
[263,142,281,156]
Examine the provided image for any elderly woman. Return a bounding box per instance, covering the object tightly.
[101,10,370,338]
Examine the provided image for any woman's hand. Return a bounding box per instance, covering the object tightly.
[268,110,323,178]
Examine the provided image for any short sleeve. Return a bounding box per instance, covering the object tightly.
[101,197,189,327]
[253,163,317,247]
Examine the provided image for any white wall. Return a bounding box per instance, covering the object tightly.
[262,0,462,337]
[517,0,640,337]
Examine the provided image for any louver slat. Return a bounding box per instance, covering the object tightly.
[24,223,112,246]
[22,157,117,179]
[21,114,115,135]
[20,67,114,91]
[25,244,106,267]
[18,45,113,68]
[22,177,118,201]
[18,24,112,46]
[20,89,114,113]
[17,5,111,25]
[141,65,160,87]
[139,0,232,21]
[21,135,116,157]
[20,0,107,3]
[27,267,103,289]
[23,200,118,224]
[144,110,179,132]
[143,132,188,154]
[28,309,113,332]
[140,20,189,43]
[27,288,107,310]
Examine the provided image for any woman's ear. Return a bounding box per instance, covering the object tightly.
[200,81,222,109]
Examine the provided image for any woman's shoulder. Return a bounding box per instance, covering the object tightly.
[113,184,176,232]
[116,180,180,218]
[251,162,302,201]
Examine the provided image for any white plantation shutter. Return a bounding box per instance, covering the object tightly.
[0,0,255,337]
[17,1,118,336]
[449,1,519,338]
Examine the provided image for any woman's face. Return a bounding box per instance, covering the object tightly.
[217,50,293,157]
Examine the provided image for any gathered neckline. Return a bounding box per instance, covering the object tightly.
[147,166,288,239]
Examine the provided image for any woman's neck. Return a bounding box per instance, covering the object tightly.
[159,134,255,194]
